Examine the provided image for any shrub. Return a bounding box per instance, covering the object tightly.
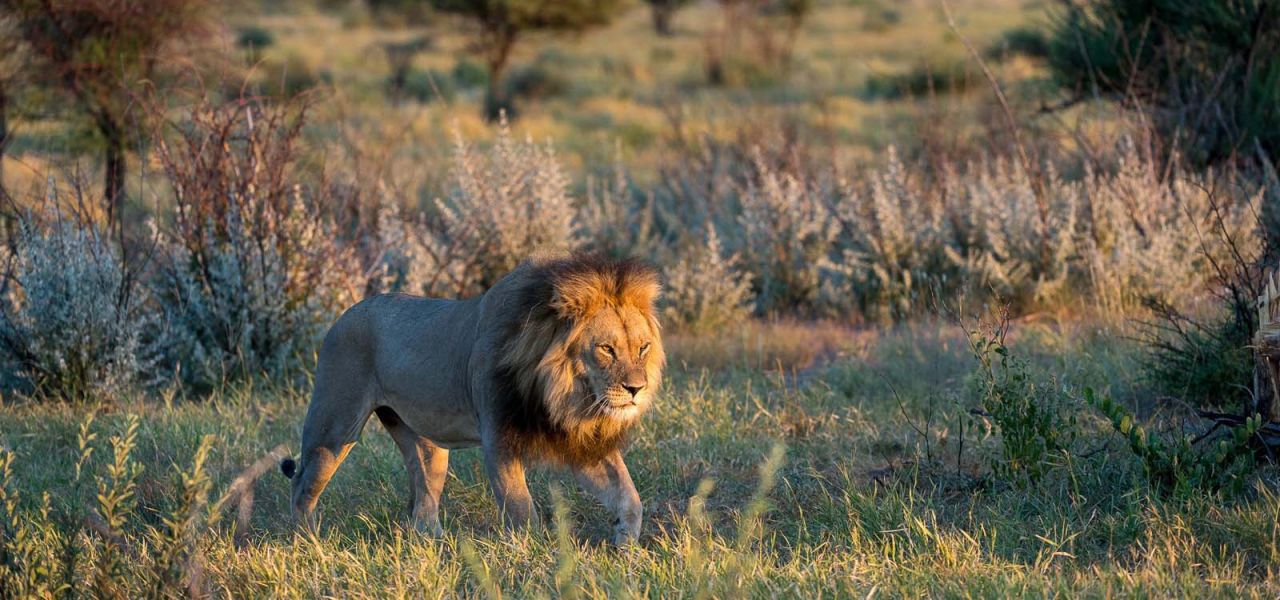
[735,154,838,314]
[452,58,489,89]
[965,311,1076,485]
[1087,388,1260,497]
[397,68,455,103]
[149,97,361,391]
[652,135,1263,322]
[663,226,755,333]
[1081,149,1262,311]
[235,25,274,50]
[946,159,1077,309]
[825,148,954,321]
[985,27,1049,60]
[1117,152,1265,411]
[402,121,577,298]
[1140,301,1255,411]
[0,203,154,402]
[578,161,657,261]
[1047,0,1280,165]
[503,63,569,102]
[862,57,972,99]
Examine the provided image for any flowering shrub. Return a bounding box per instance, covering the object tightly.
[406,121,577,298]
[0,207,153,402]
[149,99,361,391]
[1081,151,1260,310]
[663,226,755,333]
[825,148,954,321]
[736,154,839,314]
[945,159,1077,308]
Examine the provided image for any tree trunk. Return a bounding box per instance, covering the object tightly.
[483,32,516,122]
[101,116,125,227]
[484,60,510,121]
[651,4,675,36]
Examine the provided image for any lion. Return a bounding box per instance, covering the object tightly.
[279,252,665,544]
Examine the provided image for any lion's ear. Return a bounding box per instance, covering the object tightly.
[620,275,661,312]
[548,272,606,319]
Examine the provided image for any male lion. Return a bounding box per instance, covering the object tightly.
[280,253,664,544]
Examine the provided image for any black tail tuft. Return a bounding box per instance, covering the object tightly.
[280,457,297,479]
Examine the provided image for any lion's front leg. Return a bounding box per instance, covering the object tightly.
[572,450,642,545]
[482,440,538,530]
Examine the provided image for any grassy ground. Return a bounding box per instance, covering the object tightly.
[1,316,1277,597]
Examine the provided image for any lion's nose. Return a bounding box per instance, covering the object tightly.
[622,378,646,397]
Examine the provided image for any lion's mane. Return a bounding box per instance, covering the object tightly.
[492,255,665,466]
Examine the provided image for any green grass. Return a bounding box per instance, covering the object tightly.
[1,317,1278,597]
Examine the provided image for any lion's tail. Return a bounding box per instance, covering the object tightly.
[280,457,298,479]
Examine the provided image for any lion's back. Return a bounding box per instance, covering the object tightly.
[309,293,482,438]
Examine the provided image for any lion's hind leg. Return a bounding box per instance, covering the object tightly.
[290,382,372,531]
[375,407,449,536]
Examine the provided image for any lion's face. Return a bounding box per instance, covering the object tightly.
[576,303,664,421]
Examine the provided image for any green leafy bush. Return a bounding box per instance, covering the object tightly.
[1086,388,1260,497]
[966,318,1076,485]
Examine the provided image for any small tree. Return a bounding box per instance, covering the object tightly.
[430,0,626,120]
[645,0,692,36]
[383,36,432,104]
[0,0,211,224]
[704,0,813,85]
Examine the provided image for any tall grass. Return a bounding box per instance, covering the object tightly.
[0,321,1275,596]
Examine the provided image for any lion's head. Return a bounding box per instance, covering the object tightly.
[496,255,665,464]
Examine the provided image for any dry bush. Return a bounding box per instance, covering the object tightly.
[824,148,955,321]
[578,160,658,261]
[649,131,1264,323]
[736,152,838,315]
[1081,148,1261,311]
[663,225,754,333]
[944,160,1076,307]
[0,195,154,402]
[390,121,577,298]
[148,96,363,391]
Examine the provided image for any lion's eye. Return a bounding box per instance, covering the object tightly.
[597,344,616,360]
[639,343,651,357]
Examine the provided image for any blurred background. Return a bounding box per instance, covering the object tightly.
[0,0,1276,402]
